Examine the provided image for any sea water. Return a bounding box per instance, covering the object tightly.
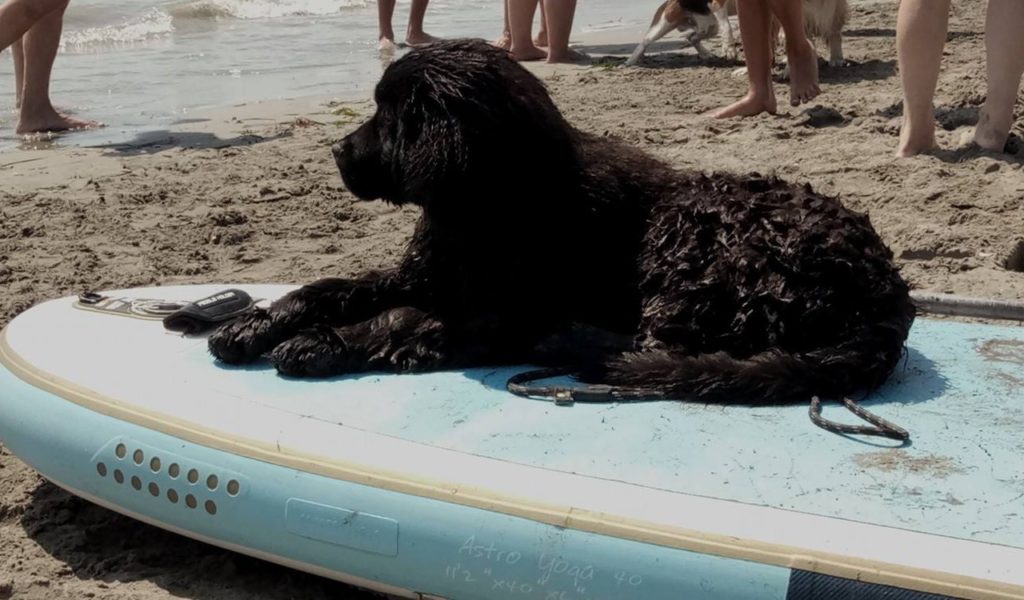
[0,0,653,150]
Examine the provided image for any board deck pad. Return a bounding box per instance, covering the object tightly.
[1,284,1022,600]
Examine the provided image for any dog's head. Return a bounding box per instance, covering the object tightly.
[334,39,579,208]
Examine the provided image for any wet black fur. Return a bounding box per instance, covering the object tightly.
[208,39,914,403]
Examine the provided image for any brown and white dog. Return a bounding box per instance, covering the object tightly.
[625,0,736,66]
[628,0,847,68]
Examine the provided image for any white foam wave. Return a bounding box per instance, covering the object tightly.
[60,8,174,50]
[168,0,369,21]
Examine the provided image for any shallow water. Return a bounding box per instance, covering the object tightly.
[0,0,653,150]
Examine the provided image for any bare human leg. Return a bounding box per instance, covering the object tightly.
[377,0,397,51]
[16,0,99,134]
[895,0,951,157]
[0,0,67,50]
[714,0,777,118]
[405,0,439,47]
[544,0,586,63]
[494,0,512,50]
[972,0,1024,152]
[767,0,819,106]
[508,0,546,61]
[535,0,548,47]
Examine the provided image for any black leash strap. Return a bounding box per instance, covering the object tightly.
[506,368,666,405]
[809,396,909,441]
[507,369,911,441]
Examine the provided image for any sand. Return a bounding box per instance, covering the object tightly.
[1,0,1022,598]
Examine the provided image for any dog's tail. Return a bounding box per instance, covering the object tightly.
[598,322,911,404]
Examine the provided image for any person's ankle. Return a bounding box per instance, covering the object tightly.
[973,110,1011,152]
[896,119,937,156]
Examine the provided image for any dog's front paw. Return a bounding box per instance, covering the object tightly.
[269,327,350,378]
[208,310,279,364]
[388,343,445,372]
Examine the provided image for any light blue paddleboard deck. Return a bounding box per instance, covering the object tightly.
[1,284,1022,600]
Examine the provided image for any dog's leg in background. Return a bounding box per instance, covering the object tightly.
[682,28,713,60]
[626,2,681,66]
[714,3,737,59]
[826,32,843,66]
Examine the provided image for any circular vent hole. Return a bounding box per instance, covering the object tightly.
[205,500,217,515]
[115,444,127,459]
[96,463,107,477]
[130,476,142,490]
[148,482,160,497]
[150,457,161,472]
[113,469,125,484]
[1004,240,1024,272]
[187,469,199,485]
[226,480,240,496]
[132,449,144,465]
[185,494,198,509]
[167,489,179,504]
[168,463,180,478]
[206,475,219,491]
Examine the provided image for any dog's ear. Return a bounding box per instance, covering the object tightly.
[375,39,580,207]
[391,83,472,204]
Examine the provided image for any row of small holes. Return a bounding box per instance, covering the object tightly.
[96,462,217,514]
[112,444,240,496]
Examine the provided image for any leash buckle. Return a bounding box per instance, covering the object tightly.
[553,389,575,406]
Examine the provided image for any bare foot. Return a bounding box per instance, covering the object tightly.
[786,38,820,107]
[713,89,777,119]
[511,44,547,61]
[546,47,589,64]
[378,36,397,52]
[492,31,512,51]
[896,118,938,157]
[972,108,1012,152]
[534,31,548,47]
[406,31,440,48]
[16,107,100,135]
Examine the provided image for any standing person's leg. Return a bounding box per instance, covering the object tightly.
[17,0,95,133]
[494,0,512,50]
[973,0,1024,152]
[378,0,397,50]
[535,0,548,47]
[766,0,818,106]
[0,0,67,50]
[508,0,546,61]
[406,0,438,47]
[714,0,776,118]
[895,0,951,157]
[13,39,24,107]
[544,0,584,63]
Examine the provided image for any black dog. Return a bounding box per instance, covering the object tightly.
[208,39,914,404]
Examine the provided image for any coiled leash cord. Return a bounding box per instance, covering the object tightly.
[507,367,666,405]
[507,368,910,442]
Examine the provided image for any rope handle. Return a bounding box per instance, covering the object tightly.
[809,396,909,441]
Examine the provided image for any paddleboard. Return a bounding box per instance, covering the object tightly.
[1,284,1023,600]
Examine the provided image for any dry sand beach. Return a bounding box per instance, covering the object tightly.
[1,0,1023,598]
